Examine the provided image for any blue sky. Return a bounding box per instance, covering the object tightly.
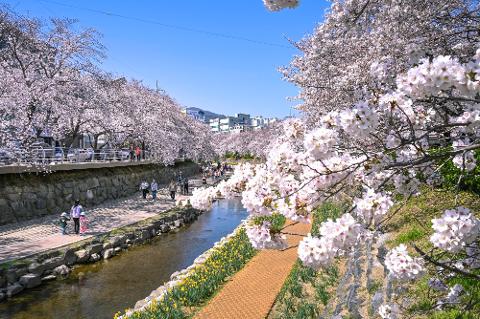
[3,0,329,118]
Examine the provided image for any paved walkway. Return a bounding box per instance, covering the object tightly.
[195,221,311,319]
[0,179,209,263]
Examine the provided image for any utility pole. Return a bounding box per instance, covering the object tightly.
[155,80,165,94]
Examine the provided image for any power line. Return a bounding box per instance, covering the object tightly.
[38,0,293,49]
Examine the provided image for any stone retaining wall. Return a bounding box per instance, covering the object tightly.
[0,206,202,302]
[0,161,199,226]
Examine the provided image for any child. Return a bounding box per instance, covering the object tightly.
[59,212,70,235]
[79,212,89,235]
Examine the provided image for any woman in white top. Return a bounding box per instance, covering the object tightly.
[140,181,149,199]
[70,200,83,234]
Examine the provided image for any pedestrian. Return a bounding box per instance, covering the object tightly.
[79,212,88,235]
[177,172,183,184]
[129,145,135,161]
[169,180,177,200]
[140,180,149,199]
[70,200,83,235]
[151,179,158,200]
[202,173,207,185]
[135,146,141,161]
[59,212,70,235]
[183,177,189,195]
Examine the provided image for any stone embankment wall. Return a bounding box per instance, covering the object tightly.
[0,206,202,302]
[0,161,199,226]
[126,221,246,317]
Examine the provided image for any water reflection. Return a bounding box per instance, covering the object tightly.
[0,198,247,319]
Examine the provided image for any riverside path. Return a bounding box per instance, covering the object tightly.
[0,178,208,263]
[194,221,311,319]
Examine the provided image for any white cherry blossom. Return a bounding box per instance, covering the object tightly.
[430,207,480,253]
[385,244,424,281]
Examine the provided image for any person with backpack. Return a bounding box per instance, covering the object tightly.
[70,200,83,235]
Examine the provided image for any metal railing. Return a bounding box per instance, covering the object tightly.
[0,147,152,166]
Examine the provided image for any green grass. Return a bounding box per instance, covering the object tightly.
[367,280,383,295]
[272,260,340,319]
[252,213,287,233]
[272,189,480,319]
[391,227,426,245]
[386,187,480,250]
[310,201,347,236]
[269,202,344,319]
[385,187,480,318]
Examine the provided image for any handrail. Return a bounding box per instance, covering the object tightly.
[0,147,152,166]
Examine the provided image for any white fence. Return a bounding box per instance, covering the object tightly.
[0,147,151,166]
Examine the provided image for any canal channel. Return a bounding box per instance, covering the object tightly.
[0,198,248,319]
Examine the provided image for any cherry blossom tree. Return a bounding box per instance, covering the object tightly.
[263,0,299,12]
[190,1,480,316]
[212,122,283,159]
[0,8,104,149]
[282,0,480,123]
[0,8,215,165]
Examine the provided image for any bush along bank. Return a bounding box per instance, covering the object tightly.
[0,206,201,303]
[116,222,256,319]
[268,202,345,319]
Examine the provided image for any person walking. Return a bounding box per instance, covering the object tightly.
[129,145,135,161]
[59,212,70,235]
[183,177,189,195]
[135,146,141,161]
[79,212,89,235]
[140,180,149,199]
[70,200,83,235]
[177,172,183,184]
[169,180,177,200]
[151,179,158,200]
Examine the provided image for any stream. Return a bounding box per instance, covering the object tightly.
[0,198,248,319]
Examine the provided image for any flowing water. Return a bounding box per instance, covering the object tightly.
[0,198,248,319]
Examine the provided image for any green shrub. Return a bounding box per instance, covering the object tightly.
[271,202,344,319]
[436,148,480,194]
[392,227,425,245]
[224,151,256,160]
[311,201,346,236]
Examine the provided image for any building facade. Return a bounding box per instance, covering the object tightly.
[209,113,277,133]
[182,107,206,122]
